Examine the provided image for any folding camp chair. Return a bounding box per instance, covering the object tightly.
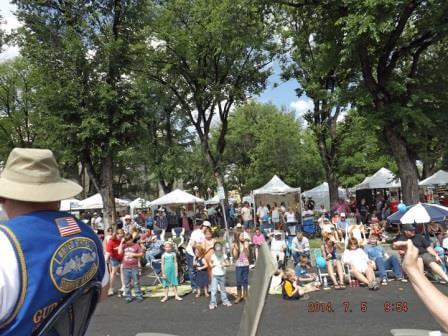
[36,281,102,336]
[313,248,330,284]
[146,258,163,286]
[303,217,317,238]
[314,247,351,285]
[153,229,166,242]
[171,228,185,248]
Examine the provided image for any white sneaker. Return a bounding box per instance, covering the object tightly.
[209,304,217,310]
[107,288,114,296]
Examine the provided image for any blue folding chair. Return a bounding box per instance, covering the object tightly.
[36,281,102,336]
[303,217,317,238]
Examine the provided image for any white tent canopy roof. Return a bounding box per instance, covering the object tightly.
[150,189,204,206]
[130,197,151,208]
[303,182,346,210]
[355,167,401,190]
[205,195,220,205]
[419,170,448,186]
[59,198,81,211]
[253,175,300,195]
[78,193,130,210]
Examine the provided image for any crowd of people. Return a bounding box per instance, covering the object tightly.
[82,195,448,308]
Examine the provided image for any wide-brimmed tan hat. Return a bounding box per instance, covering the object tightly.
[0,148,82,202]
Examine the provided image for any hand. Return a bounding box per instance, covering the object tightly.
[435,255,442,263]
[394,240,420,274]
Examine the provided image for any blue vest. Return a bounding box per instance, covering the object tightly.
[0,211,106,335]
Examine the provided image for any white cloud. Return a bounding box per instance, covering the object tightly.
[0,45,19,60]
[290,99,314,116]
[2,15,20,33]
[0,2,21,61]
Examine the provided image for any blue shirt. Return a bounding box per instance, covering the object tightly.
[0,211,105,335]
[294,264,308,278]
[146,216,154,229]
[336,220,349,230]
[364,244,385,261]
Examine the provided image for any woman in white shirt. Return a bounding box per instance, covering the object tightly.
[342,237,378,290]
[285,207,296,235]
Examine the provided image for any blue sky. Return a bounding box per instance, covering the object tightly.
[0,1,314,116]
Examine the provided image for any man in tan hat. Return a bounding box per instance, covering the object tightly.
[0,148,109,336]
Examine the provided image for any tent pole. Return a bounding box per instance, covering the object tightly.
[251,191,256,228]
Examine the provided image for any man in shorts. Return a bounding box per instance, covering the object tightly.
[394,224,448,284]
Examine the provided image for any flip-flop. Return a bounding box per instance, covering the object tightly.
[339,284,346,289]
[334,285,343,290]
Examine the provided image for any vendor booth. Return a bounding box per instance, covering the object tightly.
[302,182,346,211]
[78,193,130,210]
[252,175,301,209]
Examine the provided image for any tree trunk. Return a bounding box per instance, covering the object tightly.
[99,155,116,229]
[316,133,339,206]
[327,172,339,207]
[159,180,173,195]
[384,127,420,204]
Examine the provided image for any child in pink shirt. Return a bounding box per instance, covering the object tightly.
[252,228,266,261]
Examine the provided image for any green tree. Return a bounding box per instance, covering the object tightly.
[276,1,355,205]
[0,58,38,158]
[146,0,277,193]
[337,0,448,203]
[274,0,448,204]
[14,0,150,226]
[217,102,324,196]
[336,112,397,187]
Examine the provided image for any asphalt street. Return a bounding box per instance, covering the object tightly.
[88,273,448,336]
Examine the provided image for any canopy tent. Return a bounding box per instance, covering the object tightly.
[129,197,151,217]
[252,175,301,210]
[130,197,151,209]
[419,170,448,186]
[205,195,220,205]
[355,167,401,190]
[78,193,130,210]
[302,182,346,210]
[59,198,81,211]
[149,189,204,206]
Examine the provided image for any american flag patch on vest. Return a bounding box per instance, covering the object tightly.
[54,217,81,237]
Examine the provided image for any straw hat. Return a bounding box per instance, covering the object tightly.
[0,148,82,202]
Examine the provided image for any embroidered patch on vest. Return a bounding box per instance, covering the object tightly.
[54,217,81,237]
[50,237,99,293]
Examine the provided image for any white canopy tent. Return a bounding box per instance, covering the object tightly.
[59,198,81,211]
[129,197,151,217]
[355,167,401,190]
[205,195,220,205]
[303,182,346,210]
[150,189,204,206]
[78,193,130,210]
[419,170,448,186]
[252,175,301,210]
[130,197,151,209]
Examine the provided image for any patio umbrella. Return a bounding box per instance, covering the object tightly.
[387,202,448,224]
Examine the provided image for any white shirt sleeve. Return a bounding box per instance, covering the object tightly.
[0,231,20,324]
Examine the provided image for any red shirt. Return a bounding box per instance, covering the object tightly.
[106,238,123,261]
[122,243,142,269]
[390,200,398,213]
